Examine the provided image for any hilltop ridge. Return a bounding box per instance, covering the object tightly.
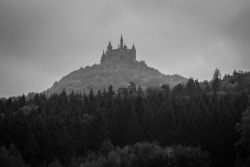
[44,36,187,96]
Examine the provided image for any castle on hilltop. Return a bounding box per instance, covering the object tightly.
[101,35,136,63]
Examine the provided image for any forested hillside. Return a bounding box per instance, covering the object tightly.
[43,60,187,96]
[1,69,250,167]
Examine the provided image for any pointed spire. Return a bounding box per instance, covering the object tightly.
[107,41,112,50]
[132,43,135,50]
[101,50,105,63]
[120,34,123,48]
[107,42,112,51]
[108,41,112,47]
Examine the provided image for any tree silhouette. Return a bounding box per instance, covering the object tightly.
[212,68,221,93]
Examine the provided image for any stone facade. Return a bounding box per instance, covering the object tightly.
[101,35,136,63]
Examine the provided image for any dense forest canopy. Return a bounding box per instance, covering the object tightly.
[0,69,250,167]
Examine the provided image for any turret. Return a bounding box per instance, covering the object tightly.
[120,34,123,49]
[107,41,112,51]
[132,43,136,50]
[101,50,105,63]
[101,36,136,63]
[132,43,136,61]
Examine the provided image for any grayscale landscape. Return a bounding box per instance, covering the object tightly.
[0,1,250,167]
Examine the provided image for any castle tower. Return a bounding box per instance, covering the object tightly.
[107,41,112,51]
[132,43,136,61]
[120,35,123,49]
[101,50,105,63]
[132,43,135,50]
[101,35,136,63]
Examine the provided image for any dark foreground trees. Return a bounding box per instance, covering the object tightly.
[0,144,27,167]
[82,142,211,167]
[212,68,221,93]
[0,71,249,166]
[235,107,250,166]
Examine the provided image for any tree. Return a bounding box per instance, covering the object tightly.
[235,107,250,167]
[0,144,28,167]
[212,68,221,93]
[161,84,171,95]
[172,83,185,97]
[186,78,195,96]
[128,82,136,94]
[195,79,202,95]
[203,81,211,93]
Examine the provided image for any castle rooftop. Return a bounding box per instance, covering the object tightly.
[101,35,136,63]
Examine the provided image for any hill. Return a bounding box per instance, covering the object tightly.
[44,36,187,96]
[44,60,187,96]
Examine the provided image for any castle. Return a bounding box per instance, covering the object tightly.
[101,35,136,63]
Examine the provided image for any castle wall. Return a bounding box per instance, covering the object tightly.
[101,36,136,63]
[103,48,135,63]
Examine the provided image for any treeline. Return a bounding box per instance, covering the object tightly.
[0,70,250,167]
[82,141,210,167]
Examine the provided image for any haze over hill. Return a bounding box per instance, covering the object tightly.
[44,36,187,96]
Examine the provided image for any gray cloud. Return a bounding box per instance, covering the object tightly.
[0,0,250,97]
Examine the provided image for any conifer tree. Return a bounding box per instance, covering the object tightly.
[212,68,221,93]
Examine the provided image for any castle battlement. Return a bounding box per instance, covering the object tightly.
[101,35,136,63]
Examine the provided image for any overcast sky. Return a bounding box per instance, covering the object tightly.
[0,0,250,97]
